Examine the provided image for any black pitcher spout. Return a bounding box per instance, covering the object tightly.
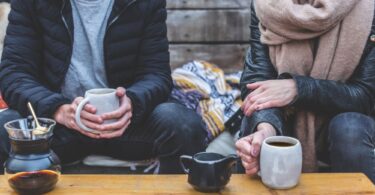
[221,154,238,167]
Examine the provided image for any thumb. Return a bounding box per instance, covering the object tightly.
[247,82,262,90]
[116,87,126,97]
[250,133,263,157]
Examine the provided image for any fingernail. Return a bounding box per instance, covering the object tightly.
[252,149,258,156]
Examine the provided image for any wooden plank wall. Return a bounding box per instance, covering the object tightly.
[167,0,251,72]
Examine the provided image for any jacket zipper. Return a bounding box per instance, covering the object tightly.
[61,0,72,44]
[60,0,73,85]
[103,0,137,86]
[106,0,137,32]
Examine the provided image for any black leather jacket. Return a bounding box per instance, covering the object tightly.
[240,3,375,136]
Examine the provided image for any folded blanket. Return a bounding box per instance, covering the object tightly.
[170,61,242,142]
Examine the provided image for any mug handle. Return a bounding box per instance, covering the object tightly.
[179,155,193,174]
[75,97,95,133]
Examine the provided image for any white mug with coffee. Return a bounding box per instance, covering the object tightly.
[75,88,120,134]
[259,136,302,189]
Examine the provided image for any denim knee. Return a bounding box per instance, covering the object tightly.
[150,103,207,154]
[151,103,206,139]
[328,112,375,160]
[329,112,374,144]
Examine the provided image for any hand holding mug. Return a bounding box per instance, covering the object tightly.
[98,87,133,139]
[53,98,101,139]
[235,123,276,175]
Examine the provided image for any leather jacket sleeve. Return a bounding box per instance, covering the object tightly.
[285,34,375,115]
[240,3,285,137]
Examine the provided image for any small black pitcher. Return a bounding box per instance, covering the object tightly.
[180,152,238,192]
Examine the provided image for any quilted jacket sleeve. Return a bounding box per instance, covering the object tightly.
[125,0,172,126]
[0,0,70,117]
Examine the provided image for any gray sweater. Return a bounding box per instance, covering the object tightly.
[61,0,114,100]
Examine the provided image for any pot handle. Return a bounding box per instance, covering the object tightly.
[179,155,193,174]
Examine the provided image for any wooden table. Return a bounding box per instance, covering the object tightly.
[0,174,373,194]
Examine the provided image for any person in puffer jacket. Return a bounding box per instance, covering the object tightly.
[0,0,207,174]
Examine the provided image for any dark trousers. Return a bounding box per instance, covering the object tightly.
[239,112,375,183]
[0,103,207,174]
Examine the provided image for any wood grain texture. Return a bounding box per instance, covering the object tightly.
[167,10,250,42]
[167,0,252,9]
[0,174,373,194]
[170,44,247,72]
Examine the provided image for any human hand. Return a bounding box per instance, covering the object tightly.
[53,97,103,139]
[241,79,297,117]
[98,87,133,139]
[235,123,276,175]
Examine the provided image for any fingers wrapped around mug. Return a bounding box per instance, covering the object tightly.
[242,160,259,175]
[98,111,132,138]
[235,136,253,156]
[72,97,103,129]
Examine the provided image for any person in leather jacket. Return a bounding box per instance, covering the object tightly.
[236,0,375,183]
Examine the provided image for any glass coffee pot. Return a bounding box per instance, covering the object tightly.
[4,117,61,194]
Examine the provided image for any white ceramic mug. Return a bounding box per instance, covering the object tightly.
[75,88,120,134]
[259,136,302,189]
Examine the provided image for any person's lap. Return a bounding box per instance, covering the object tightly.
[0,102,207,173]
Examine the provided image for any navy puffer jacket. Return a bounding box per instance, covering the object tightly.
[0,0,171,125]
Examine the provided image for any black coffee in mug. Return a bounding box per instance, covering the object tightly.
[268,141,295,147]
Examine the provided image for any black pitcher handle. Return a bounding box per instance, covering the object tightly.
[180,155,193,174]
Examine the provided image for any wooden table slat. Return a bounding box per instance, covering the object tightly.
[0,174,373,194]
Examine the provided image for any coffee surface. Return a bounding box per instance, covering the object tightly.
[8,170,59,194]
[268,142,295,147]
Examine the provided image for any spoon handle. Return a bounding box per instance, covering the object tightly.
[27,102,42,127]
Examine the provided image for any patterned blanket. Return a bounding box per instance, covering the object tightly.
[170,61,242,142]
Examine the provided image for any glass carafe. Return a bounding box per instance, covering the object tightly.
[4,118,61,194]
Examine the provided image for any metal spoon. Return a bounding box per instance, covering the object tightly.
[27,102,48,135]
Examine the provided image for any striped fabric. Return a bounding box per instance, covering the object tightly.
[171,61,242,141]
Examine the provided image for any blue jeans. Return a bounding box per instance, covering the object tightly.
[0,102,207,174]
[328,112,375,183]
